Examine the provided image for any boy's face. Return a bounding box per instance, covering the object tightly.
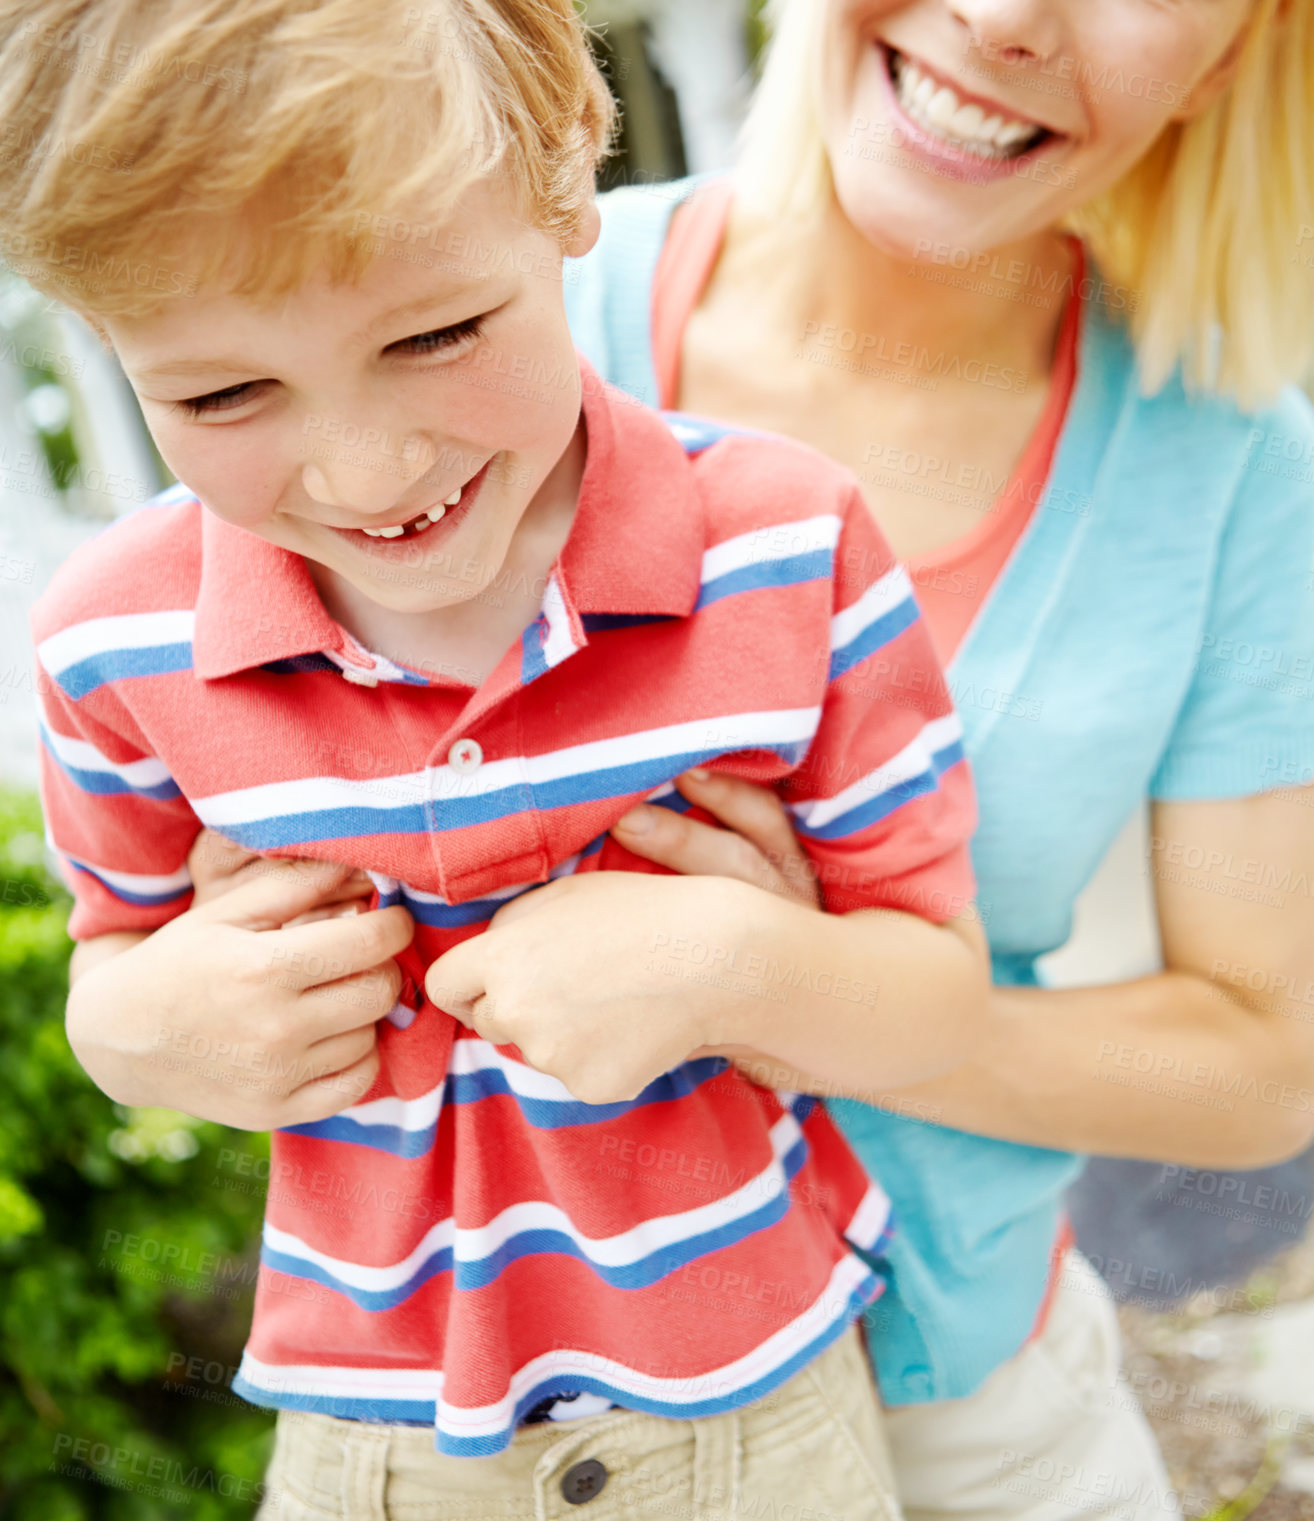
[103,176,599,615]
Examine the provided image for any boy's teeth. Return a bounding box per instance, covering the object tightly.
[445,487,462,506]
[891,52,1042,158]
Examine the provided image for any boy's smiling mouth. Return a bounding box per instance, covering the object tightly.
[322,456,494,553]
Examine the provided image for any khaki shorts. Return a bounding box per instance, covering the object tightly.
[254,1324,900,1521]
[884,1250,1181,1521]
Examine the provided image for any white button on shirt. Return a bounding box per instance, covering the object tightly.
[447,737,483,773]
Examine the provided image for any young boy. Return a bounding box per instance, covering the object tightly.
[7,0,986,1512]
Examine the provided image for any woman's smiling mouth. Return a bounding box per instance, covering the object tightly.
[877,43,1067,177]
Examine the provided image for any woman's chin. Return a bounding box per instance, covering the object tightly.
[832,173,1057,263]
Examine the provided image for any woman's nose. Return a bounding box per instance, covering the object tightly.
[948,0,1065,69]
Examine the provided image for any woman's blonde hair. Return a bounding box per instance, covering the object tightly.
[0,0,615,321]
[737,0,1314,409]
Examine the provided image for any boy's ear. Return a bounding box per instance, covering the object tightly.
[562,197,601,261]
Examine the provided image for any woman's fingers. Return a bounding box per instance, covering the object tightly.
[679,768,815,882]
[610,770,821,908]
[611,783,820,909]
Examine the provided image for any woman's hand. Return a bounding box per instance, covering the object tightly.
[425,871,767,1104]
[610,768,822,910]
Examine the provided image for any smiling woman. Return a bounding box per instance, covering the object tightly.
[562,0,1314,1516]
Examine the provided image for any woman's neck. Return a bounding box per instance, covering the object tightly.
[720,185,1075,381]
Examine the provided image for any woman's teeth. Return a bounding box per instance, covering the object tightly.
[359,484,463,538]
[890,51,1044,158]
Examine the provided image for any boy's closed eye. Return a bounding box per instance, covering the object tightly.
[172,310,492,417]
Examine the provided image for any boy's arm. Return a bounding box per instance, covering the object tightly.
[30,643,409,1126]
[683,482,989,1094]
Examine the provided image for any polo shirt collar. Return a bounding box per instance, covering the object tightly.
[191,353,705,681]
[554,356,704,616]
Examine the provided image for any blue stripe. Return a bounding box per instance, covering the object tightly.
[795,738,966,842]
[519,619,551,685]
[230,1377,435,1426]
[662,413,745,455]
[215,743,814,850]
[55,642,194,701]
[648,789,695,816]
[694,549,833,612]
[260,654,342,676]
[377,834,606,929]
[260,1129,810,1313]
[581,612,678,633]
[39,726,182,803]
[231,1272,884,1457]
[828,596,920,682]
[281,1055,730,1158]
[67,858,191,909]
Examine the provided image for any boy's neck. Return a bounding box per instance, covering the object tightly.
[307,412,588,688]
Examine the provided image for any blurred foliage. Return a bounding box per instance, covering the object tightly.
[0,790,274,1520]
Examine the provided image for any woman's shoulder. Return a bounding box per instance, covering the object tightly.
[563,173,721,406]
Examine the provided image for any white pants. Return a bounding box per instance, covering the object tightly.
[884,1250,1182,1521]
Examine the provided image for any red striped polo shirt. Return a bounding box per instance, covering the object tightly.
[31,358,977,1455]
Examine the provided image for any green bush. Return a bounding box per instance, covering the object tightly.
[0,789,275,1520]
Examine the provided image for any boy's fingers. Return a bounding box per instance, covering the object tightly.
[423,935,489,1019]
[187,858,379,932]
[279,1046,382,1126]
[265,905,414,990]
[187,828,261,888]
[296,959,405,1029]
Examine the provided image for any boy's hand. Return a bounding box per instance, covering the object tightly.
[425,871,763,1105]
[187,827,375,925]
[66,866,414,1131]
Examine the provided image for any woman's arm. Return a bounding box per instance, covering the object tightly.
[622,773,1314,1170]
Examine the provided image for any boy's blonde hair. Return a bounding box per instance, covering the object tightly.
[737,0,1314,409]
[0,0,615,322]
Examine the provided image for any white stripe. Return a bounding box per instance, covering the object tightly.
[194,711,822,829]
[62,851,192,896]
[235,1354,444,1402]
[262,1111,802,1294]
[701,515,841,586]
[333,1083,445,1134]
[789,713,963,831]
[235,1251,875,1437]
[844,1183,893,1253]
[539,574,578,669]
[519,710,821,788]
[37,610,195,678]
[830,564,915,652]
[450,1036,587,1102]
[40,723,173,790]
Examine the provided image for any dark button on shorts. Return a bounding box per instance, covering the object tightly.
[560,1458,608,1505]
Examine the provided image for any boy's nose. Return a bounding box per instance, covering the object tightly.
[301,434,437,514]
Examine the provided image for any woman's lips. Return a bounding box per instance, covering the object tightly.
[874,42,1066,186]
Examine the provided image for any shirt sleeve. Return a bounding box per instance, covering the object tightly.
[781,486,979,920]
[32,645,200,940]
[1149,386,1314,801]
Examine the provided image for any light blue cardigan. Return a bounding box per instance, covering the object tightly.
[564,176,1314,1406]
